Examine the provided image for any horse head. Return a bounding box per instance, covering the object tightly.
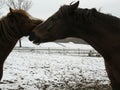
[29,1,79,44]
[7,8,43,39]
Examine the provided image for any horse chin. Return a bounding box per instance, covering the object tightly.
[33,41,40,45]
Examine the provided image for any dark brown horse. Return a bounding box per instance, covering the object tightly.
[0,8,42,81]
[29,1,120,90]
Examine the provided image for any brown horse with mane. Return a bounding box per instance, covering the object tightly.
[29,1,120,90]
[0,8,42,81]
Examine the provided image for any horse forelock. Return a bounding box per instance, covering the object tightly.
[12,9,31,18]
[58,5,70,17]
[12,9,43,21]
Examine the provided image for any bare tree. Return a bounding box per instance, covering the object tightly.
[6,0,32,47]
[6,0,32,10]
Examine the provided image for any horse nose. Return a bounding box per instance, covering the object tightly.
[29,32,41,45]
[29,32,35,41]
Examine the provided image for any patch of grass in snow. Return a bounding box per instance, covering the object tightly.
[31,73,111,90]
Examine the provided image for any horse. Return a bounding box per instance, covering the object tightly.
[0,8,42,81]
[29,1,120,90]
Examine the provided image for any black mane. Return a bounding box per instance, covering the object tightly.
[75,7,120,26]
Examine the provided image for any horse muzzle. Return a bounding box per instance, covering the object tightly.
[29,32,41,45]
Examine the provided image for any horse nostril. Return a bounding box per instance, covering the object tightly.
[29,32,41,45]
[29,32,36,41]
[33,37,41,45]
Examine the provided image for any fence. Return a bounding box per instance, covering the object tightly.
[13,47,101,57]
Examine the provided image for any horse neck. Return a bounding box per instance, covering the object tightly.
[0,18,18,62]
[73,9,120,57]
[0,18,20,42]
[0,41,17,62]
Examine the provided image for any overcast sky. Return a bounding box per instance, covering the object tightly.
[27,0,120,20]
[3,0,120,20]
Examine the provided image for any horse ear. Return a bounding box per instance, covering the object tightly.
[9,7,13,14]
[69,1,79,15]
[70,1,79,10]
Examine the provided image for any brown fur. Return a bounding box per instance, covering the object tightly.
[0,8,42,80]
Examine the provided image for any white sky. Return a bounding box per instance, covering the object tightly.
[28,0,120,20]
[2,0,120,20]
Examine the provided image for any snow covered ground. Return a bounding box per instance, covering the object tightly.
[16,37,93,50]
[1,51,110,90]
[0,38,111,90]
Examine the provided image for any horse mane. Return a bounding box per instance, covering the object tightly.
[94,10,120,26]
[12,9,41,20]
[60,5,120,27]
[58,5,97,23]
[75,7,120,27]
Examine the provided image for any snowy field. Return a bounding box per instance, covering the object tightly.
[0,51,111,90]
[0,38,111,90]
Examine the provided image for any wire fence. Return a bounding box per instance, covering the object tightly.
[13,47,101,57]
